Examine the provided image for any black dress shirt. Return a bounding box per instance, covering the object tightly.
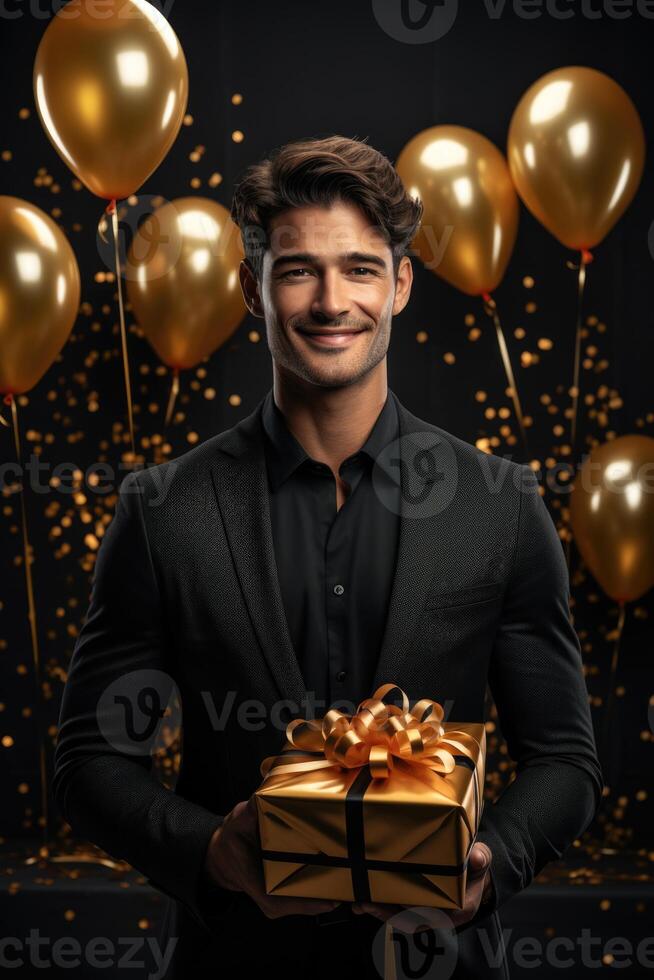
[261,387,401,712]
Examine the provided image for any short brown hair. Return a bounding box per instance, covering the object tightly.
[230,134,423,281]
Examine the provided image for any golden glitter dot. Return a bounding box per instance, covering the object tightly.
[84,534,99,551]
[17,665,28,676]
[523,276,535,288]
[537,338,553,350]
[416,330,428,343]
[475,391,487,403]
[600,899,611,910]
[232,130,244,143]
[187,432,199,444]
[232,93,243,105]
[443,352,455,365]
[208,172,223,187]
[183,114,194,126]
[484,408,496,420]
[196,367,207,378]
[190,177,202,189]
[636,790,648,801]
[204,388,216,400]
[248,330,260,343]
[19,108,30,119]
[468,327,481,341]
[138,918,150,930]
[64,909,75,922]
[228,394,242,407]
[1,150,12,161]
[18,782,29,794]
[189,151,201,163]
[521,351,533,366]
[498,407,510,419]
[464,314,475,326]
[2,736,14,748]
[525,302,537,313]
[514,327,525,340]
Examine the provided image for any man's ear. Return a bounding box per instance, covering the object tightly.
[392,255,413,317]
[239,259,264,318]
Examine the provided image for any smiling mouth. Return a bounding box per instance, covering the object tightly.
[297,328,366,347]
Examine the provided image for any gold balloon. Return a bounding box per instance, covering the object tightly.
[396,125,519,296]
[508,67,645,251]
[570,435,654,603]
[33,0,188,201]
[126,197,246,370]
[0,196,80,396]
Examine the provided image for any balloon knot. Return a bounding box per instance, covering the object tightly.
[105,199,117,216]
[581,249,594,264]
[481,291,492,303]
[3,393,13,406]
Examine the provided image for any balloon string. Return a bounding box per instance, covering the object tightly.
[164,366,180,428]
[108,200,137,463]
[7,394,49,854]
[570,249,593,460]
[601,599,626,795]
[564,249,593,576]
[481,293,529,458]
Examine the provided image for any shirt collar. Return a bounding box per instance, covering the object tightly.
[261,387,399,492]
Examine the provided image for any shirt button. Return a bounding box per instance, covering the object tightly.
[336,670,346,682]
[333,584,345,596]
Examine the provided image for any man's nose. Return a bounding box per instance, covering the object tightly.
[311,270,350,322]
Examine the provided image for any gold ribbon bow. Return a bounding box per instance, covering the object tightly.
[261,683,480,782]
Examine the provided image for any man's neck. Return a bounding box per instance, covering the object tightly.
[271,365,388,473]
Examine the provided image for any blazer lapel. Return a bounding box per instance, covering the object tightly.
[371,393,459,691]
[209,397,307,708]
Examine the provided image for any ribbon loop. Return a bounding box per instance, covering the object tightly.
[261,684,480,783]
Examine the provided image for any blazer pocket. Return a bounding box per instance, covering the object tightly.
[424,581,503,609]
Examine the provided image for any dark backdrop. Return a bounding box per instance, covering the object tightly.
[0,1,652,859]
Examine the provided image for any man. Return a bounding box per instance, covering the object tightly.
[53,135,603,979]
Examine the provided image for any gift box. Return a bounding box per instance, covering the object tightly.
[255,684,486,910]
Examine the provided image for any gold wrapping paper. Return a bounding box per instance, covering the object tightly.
[255,685,486,910]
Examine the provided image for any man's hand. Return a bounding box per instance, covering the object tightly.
[351,842,494,932]
[204,795,342,920]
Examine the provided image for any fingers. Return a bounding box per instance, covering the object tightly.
[258,895,342,919]
[351,902,403,922]
[467,842,492,880]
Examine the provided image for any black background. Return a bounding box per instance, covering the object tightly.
[0,0,652,859]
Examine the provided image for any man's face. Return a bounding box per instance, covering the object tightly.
[239,200,412,389]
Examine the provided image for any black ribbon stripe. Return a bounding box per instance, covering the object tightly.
[263,754,480,902]
[260,850,469,877]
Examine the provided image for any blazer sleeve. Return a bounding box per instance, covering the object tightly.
[472,464,604,919]
[52,469,238,931]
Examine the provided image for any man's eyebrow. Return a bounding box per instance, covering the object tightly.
[271,251,389,272]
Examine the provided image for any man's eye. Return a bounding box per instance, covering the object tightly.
[351,267,376,276]
[285,268,311,278]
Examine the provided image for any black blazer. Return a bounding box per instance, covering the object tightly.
[53,388,603,978]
